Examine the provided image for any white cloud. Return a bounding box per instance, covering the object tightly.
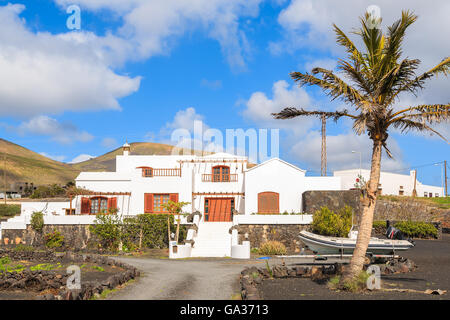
[39,152,66,162]
[54,0,263,70]
[16,115,93,145]
[303,58,337,72]
[272,0,450,104]
[69,154,95,163]
[0,4,141,118]
[242,80,315,136]
[291,131,407,173]
[101,137,118,149]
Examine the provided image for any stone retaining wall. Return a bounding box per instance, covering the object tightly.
[1,225,95,251]
[236,224,309,254]
[302,190,361,215]
[0,250,140,300]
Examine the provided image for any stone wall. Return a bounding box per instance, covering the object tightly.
[302,190,361,215]
[236,224,309,254]
[1,224,96,251]
[375,198,450,231]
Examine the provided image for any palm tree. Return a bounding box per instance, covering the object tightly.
[272,11,449,281]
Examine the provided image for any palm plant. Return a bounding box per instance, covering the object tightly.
[272,11,449,281]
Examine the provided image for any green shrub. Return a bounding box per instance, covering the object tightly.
[44,231,64,248]
[311,205,353,237]
[257,241,287,255]
[13,244,34,252]
[30,211,44,232]
[394,221,438,239]
[372,220,438,239]
[90,214,122,251]
[30,184,65,199]
[0,204,21,217]
[122,214,187,249]
[90,213,188,251]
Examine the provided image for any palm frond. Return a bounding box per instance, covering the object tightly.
[388,104,450,124]
[272,107,357,122]
[290,70,365,107]
[387,57,450,104]
[391,118,448,142]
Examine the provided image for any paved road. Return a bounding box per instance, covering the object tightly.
[106,256,348,300]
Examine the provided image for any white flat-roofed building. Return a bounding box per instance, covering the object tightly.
[333,169,444,197]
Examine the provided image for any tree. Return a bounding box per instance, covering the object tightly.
[162,200,190,243]
[272,11,449,281]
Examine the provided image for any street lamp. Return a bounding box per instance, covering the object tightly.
[352,151,362,177]
[434,162,444,197]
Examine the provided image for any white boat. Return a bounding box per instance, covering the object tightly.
[299,230,414,255]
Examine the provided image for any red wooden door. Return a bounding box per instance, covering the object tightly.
[206,198,233,222]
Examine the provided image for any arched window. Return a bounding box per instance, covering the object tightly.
[258,192,279,214]
[212,165,230,182]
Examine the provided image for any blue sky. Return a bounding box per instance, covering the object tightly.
[0,0,448,186]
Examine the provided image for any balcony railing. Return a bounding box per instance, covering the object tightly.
[201,174,238,182]
[142,168,181,177]
[153,168,181,177]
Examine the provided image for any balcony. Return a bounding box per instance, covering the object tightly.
[201,174,238,182]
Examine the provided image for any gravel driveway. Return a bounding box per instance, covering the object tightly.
[105,258,268,300]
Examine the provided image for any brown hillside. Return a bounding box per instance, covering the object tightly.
[0,138,79,187]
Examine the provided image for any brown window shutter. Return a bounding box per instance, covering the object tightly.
[169,193,178,203]
[81,197,90,214]
[258,192,279,214]
[107,197,117,210]
[144,193,153,213]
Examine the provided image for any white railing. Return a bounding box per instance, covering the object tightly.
[233,214,313,225]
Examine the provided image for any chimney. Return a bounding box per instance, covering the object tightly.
[122,141,131,156]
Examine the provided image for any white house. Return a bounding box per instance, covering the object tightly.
[333,169,444,197]
[1,143,345,258]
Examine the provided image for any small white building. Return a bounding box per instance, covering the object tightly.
[333,169,444,197]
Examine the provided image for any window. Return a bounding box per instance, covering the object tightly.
[65,209,75,215]
[435,193,439,197]
[212,166,230,182]
[80,197,117,214]
[154,194,170,212]
[90,197,108,214]
[258,192,279,214]
[140,167,153,177]
[205,199,209,214]
[424,192,428,197]
[144,193,179,213]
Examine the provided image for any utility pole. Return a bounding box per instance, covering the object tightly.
[412,169,417,198]
[445,160,448,197]
[321,114,327,176]
[3,154,6,204]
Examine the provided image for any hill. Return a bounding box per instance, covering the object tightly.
[0,139,211,187]
[71,142,194,172]
[0,138,79,187]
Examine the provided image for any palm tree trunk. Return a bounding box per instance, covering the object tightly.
[344,139,383,280]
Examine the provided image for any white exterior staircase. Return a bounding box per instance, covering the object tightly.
[190,222,232,257]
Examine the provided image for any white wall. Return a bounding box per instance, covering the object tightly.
[21,201,71,217]
[333,169,444,197]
